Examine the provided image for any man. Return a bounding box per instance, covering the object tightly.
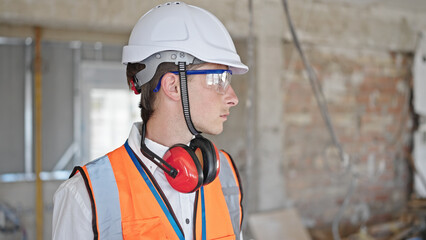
[53,2,248,239]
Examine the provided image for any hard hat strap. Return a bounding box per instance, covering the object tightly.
[178,62,201,136]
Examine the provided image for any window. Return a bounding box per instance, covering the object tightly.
[89,89,139,160]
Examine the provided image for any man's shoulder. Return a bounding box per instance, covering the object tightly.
[53,171,92,213]
[54,172,85,198]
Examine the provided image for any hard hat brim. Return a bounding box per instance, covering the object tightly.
[122,45,248,75]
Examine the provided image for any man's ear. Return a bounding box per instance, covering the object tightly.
[161,72,180,101]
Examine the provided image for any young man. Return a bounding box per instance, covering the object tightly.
[53,2,248,239]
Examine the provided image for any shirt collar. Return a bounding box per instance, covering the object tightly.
[127,122,169,174]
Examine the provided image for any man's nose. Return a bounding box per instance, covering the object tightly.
[225,85,239,107]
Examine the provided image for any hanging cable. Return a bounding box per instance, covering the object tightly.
[281,1,358,239]
[281,0,345,163]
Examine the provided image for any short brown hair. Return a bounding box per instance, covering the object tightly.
[126,61,205,122]
[126,62,179,122]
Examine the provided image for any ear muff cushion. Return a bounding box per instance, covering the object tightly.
[190,137,220,185]
[163,144,203,193]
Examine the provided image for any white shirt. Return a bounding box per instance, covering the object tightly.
[52,122,196,240]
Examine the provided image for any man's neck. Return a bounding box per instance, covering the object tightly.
[145,115,193,147]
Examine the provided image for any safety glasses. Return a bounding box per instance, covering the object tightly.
[154,69,233,94]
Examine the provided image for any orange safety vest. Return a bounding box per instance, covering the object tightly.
[71,141,243,240]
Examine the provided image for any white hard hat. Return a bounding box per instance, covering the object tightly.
[122,2,248,85]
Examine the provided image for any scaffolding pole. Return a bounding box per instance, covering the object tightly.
[34,26,44,240]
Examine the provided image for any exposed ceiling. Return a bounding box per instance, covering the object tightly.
[382,0,426,12]
[322,0,426,13]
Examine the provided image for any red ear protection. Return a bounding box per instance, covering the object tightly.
[130,76,141,94]
[140,123,220,193]
[163,144,203,193]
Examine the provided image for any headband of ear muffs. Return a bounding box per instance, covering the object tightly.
[189,136,220,185]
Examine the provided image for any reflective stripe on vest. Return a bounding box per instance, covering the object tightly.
[218,151,243,239]
[76,141,242,239]
[84,156,122,240]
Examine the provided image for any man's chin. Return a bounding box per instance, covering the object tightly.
[197,125,223,136]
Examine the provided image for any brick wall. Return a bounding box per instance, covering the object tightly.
[282,43,412,231]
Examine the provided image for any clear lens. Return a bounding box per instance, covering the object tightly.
[167,69,233,94]
[206,71,232,94]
